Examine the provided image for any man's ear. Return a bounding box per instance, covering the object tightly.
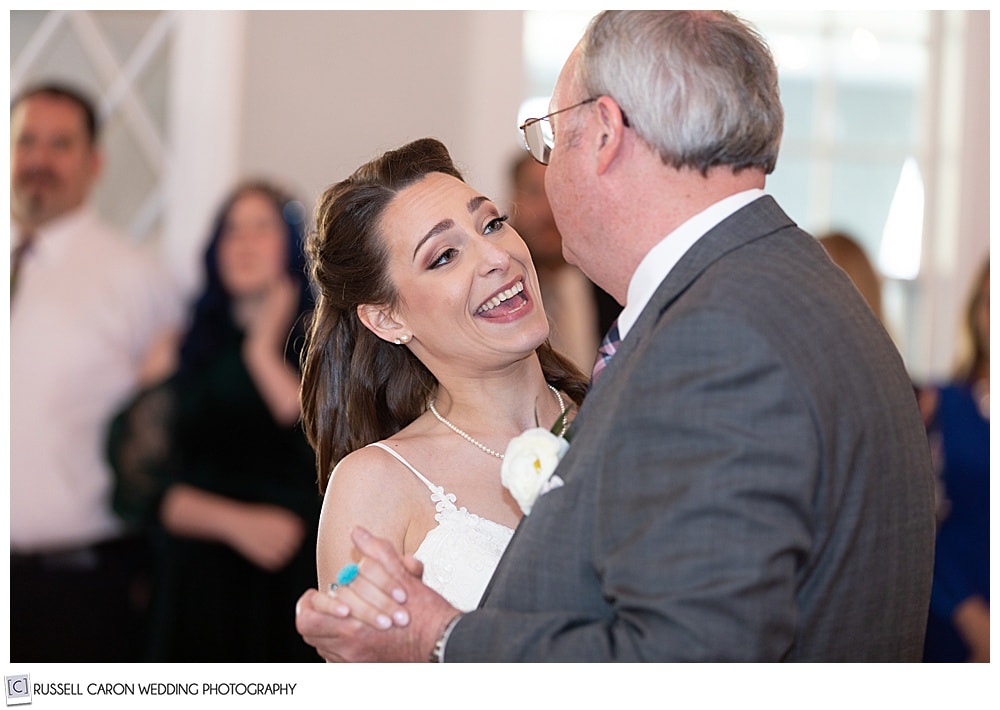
[357,303,408,343]
[593,95,628,175]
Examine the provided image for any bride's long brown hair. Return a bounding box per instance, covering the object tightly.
[301,138,589,493]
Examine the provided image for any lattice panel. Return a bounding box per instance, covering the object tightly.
[11,10,176,244]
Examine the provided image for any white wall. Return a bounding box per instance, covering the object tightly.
[906,9,991,381]
[948,10,990,379]
[161,10,525,302]
[238,11,524,221]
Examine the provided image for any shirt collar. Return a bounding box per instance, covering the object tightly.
[11,205,96,255]
[617,188,765,340]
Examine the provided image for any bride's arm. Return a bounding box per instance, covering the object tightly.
[316,446,417,627]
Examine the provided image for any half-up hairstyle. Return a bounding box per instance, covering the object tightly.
[301,138,588,492]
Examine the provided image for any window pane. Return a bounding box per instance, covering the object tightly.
[829,160,906,253]
[764,156,812,228]
[777,77,817,144]
[835,83,922,150]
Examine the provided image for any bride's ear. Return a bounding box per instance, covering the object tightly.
[357,303,411,344]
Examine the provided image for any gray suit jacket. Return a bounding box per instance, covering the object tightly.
[447,196,935,661]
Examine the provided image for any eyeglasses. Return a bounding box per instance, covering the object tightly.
[519,97,597,166]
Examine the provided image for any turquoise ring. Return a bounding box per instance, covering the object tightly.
[336,563,360,586]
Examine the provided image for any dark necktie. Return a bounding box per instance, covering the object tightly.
[591,319,621,384]
[10,230,35,302]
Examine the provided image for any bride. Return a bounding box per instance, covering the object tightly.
[299,138,589,614]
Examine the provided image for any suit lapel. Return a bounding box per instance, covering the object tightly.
[482,197,800,609]
[605,195,796,371]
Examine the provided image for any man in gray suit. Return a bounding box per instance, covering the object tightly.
[295,10,935,661]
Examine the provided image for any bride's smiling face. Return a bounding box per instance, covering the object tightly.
[376,171,549,369]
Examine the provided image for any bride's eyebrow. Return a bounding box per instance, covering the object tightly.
[467,195,490,213]
[413,219,454,261]
[412,196,494,261]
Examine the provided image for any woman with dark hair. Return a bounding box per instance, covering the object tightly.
[301,138,589,613]
[108,180,321,661]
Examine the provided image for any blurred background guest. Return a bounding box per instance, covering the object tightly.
[508,151,618,373]
[920,258,989,662]
[10,82,181,662]
[107,179,321,661]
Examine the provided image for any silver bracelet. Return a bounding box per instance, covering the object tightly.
[428,614,463,663]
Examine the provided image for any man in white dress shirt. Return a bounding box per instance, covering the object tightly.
[10,82,179,661]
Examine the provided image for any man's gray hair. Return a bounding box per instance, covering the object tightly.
[578,10,783,175]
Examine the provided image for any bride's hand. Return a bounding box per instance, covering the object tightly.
[326,527,434,630]
[300,527,463,661]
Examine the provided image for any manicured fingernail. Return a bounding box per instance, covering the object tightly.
[392,588,407,603]
[333,604,350,617]
[376,614,392,629]
[393,609,410,626]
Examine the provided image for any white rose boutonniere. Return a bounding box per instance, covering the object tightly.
[501,423,570,516]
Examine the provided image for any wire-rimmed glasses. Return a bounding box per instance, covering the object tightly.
[518,97,597,165]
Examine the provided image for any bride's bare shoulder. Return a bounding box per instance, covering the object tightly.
[327,441,422,494]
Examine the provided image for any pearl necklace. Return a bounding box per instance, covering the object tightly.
[428,384,567,459]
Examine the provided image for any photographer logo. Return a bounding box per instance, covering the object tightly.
[5,675,31,706]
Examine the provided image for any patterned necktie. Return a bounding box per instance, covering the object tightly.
[591,319,621,384]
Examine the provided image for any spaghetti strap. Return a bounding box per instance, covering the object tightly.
[363,444,515,614]
[366,442,440,494]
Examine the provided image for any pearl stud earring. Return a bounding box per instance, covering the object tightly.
[394,334,411,345]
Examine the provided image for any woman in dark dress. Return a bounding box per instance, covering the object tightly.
[108,180,320,661]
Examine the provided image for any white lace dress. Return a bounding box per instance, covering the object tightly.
[367,443,515,612]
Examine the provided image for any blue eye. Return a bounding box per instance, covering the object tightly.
[484,215,509,235]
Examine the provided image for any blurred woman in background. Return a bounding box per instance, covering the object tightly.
[920,258,989,662]
[108,180,321,661]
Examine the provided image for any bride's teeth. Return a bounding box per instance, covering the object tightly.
[478,281,524,314]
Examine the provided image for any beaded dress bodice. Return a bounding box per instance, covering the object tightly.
[367,443,515,612]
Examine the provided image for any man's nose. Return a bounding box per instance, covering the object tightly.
[19,143,53,166]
